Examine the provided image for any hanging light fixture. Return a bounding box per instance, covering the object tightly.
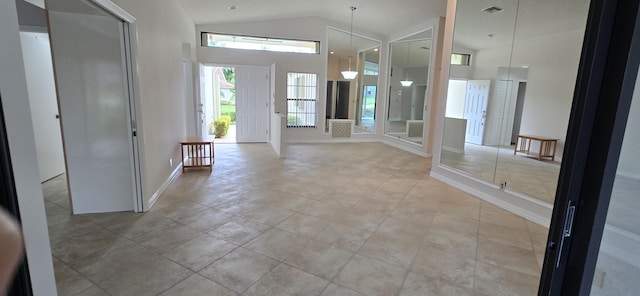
[400,41,413,87]
[341,6,358,80]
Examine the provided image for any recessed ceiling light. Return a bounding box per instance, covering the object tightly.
[521,64,529,68]
[227,5,238,10]
[482,6,503,13]
[330,51,335,54]
[373,48,379,52]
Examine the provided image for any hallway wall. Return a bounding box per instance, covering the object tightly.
[110,0,197,208]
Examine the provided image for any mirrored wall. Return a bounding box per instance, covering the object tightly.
[385,29,432,145]
[439,0,590,204]
[326,28,381,134]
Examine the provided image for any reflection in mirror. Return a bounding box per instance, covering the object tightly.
[327,28,380,134]
[385,30,432,145]
[440,0,590,204]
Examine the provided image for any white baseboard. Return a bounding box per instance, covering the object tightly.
[382,137,429,157]
[147,163,182,210]
[431,166,552,227]
[442,145,464,154]
[287,138,381,144]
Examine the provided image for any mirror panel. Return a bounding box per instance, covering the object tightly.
[384,29,432,145]
[440,0,590,204]
[327,28,380,133]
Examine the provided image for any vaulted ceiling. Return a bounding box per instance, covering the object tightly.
[178,0,447,37]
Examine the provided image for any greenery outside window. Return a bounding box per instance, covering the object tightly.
[201,32,320,54]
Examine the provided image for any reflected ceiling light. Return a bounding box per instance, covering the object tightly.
[341,6,358,80]
[401,41,413,87]
[330,51,335,54]
[374,48,379,52]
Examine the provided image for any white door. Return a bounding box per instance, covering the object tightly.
[19,32,66,182]
[464,80,491,145]
[198,64,208,136]
[235,66,269,142]
[48,0,141,214]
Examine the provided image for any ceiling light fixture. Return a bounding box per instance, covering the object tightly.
[341,6,358,80]
[401,41,413,87]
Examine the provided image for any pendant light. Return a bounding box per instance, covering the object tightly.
[341,6,358,80]
[400,40,413,87]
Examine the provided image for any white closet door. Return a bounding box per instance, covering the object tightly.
[48,2,137,214]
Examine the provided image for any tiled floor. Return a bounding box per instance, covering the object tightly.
[43,142,548,296]
[440,143,561,203]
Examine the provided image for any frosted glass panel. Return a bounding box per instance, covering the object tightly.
[591,65,640,295]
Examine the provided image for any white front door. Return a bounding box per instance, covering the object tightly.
[464,80,491,145]
[235,66,269,142]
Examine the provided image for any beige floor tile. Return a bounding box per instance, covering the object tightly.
[241,205,295,226]
[162,234,237,271]
[158,274,238,296]
[51,228,124,263]
[53,258,94,296]
[209,219,271,245]
[399,272,473,296]
[479,221,534,250]
[358,232,420,269]
[315,223,373,252]
[178,207,236,232]
[320,284,365,296]
[95,257,192,296]
[410,245,476,289]
[275,213,330,238]
[243,264,328,296]
[73,286,110,296]
[422,228,478,258]
[244,228,309,261]
[42,143,552,296]
[477,238,541,276]
[480,202,529,230]
[152,200,209,224]
[48,216,102,242]
[334,254,406,296]
[474,261,539,296]
[132,223,202,254]
[285,240,353,280]
[101,213,175,239]
[198,247,279,293]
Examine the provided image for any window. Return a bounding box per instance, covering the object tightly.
[451,53,471,65]
[201,32,320,54]
[364,60,379,75]
[287,73,318,128]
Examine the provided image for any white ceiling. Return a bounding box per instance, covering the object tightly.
[179,0,447,37]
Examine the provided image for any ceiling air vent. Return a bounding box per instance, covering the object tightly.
[482,6,503,13]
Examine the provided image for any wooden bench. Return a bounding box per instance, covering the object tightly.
[514,134,558,161]
[180,136,214,172]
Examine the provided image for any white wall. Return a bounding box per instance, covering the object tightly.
[445,79,467,118]
[0,0,57,293]
[449,44,475,79]
[197,17,386,143]
[20,32,66,182]
[109,0,196,208]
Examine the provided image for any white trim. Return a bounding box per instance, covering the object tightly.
[442,146,464,154]
[431,166,552,226]
[382,137,430,157]
[148,163,182,209]
[19,25,47,33]
[90,0,135,23]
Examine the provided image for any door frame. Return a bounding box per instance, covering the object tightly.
[198,63,271,142]
[539,0,640,294]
